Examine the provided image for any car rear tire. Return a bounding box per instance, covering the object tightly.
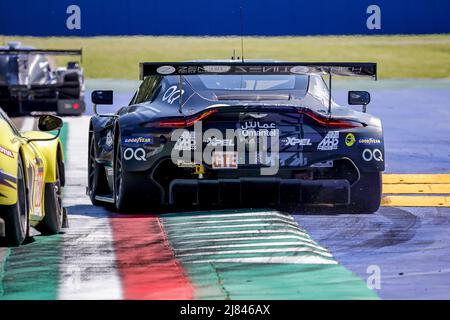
[113,139,160,213]
[88,135,109,206]
[36,156,63,235]
[114,141,134,212]
[0,155,29,246]
[348,172,382,214]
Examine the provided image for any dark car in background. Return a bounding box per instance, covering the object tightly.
[0,42,85,116]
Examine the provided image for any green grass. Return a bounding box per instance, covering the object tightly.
[2,35,450,79]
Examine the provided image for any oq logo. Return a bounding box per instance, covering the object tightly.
[124,148,147,161]
[362,148,383,162]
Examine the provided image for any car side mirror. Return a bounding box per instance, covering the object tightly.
[348,91,370,105]
[92,90,113,105]
[25,115,63,142]
[38,115,63,132]
[91,90,118,117]
[348,91,371,112]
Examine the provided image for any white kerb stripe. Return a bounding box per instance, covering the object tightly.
[163,217,299,227]
[177,234,318,245]
[165,222,301,231]
[58,116,122,299]
[185,256,338,265]
[164,211,294,221]
[175,241,329,253]
[169,229,313,240]
[177,247,333,258]
[62,116,91,207]
[57,215,123,300]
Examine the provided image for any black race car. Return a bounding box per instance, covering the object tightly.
[0,42,85,116]
[88,61,383,213]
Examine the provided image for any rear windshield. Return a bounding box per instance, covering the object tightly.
[186,74,309,92]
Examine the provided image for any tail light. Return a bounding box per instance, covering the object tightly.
[298,110,364,129]
[144,109,218,128]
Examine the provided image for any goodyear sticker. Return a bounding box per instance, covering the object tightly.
[122,135,154,146]
[359,137,381,145]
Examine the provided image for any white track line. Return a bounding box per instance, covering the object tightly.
[175,241,329,253]
[58,116,122,300]
[58,214,123,300]
[178,247,333,258]
[20,117,35,131]
[185,256,338,265]
[62,116,91,207]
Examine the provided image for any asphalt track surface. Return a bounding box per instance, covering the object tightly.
[0,79,449,299]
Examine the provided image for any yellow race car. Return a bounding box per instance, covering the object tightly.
[0,109,66,246]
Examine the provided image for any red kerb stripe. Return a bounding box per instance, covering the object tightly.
[111,215,194,299]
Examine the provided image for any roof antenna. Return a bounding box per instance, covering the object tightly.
[240,6,245,62]
[328,72,332,116]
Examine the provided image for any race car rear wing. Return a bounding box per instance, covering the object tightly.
[140,61,377,80]
[0,48,83,62]
[140,61,377,115]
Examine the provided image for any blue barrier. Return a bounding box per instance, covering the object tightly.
[0,0,449,36]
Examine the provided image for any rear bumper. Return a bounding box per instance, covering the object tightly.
[169,178,350,207]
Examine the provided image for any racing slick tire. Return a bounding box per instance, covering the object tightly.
[113,139,160,213]
[36,155,64,235]
[0,155,29,246]
[348,171,382,214]
[87,135,109,206]
[114,140,136,212]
